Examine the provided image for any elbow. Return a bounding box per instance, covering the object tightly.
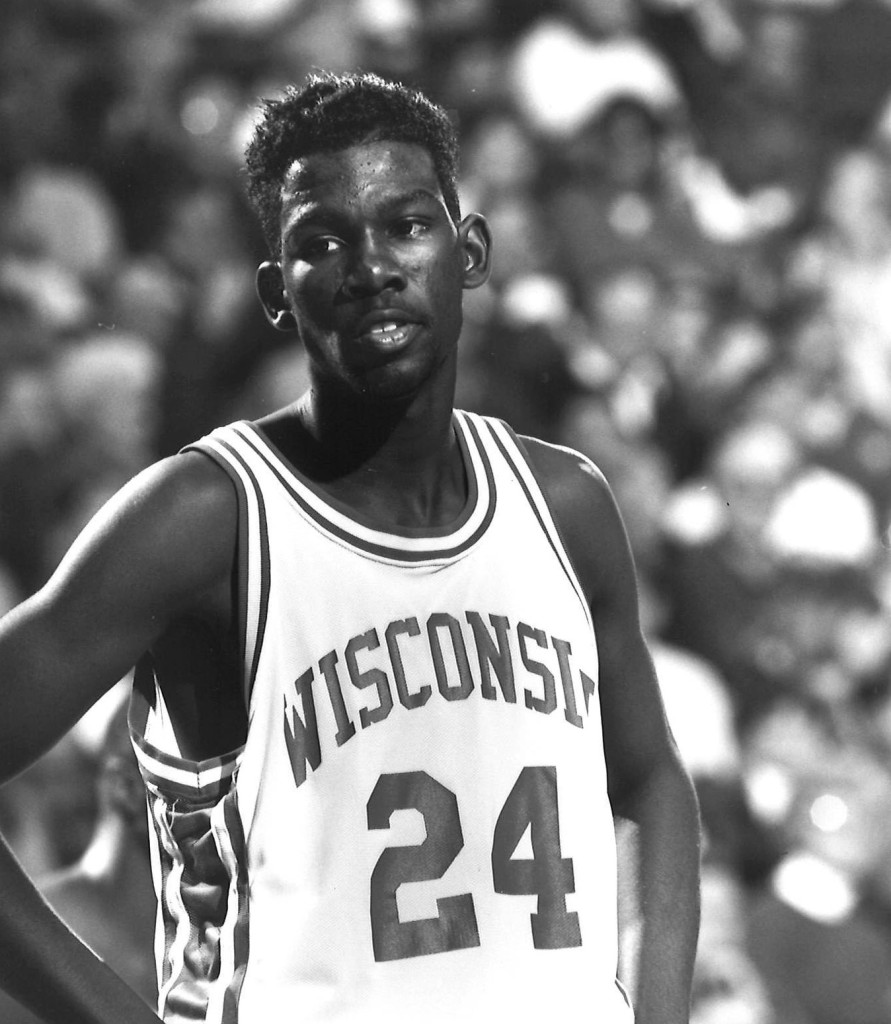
[609,743,700,826]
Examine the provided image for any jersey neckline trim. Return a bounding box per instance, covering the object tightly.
[232,410,497,563]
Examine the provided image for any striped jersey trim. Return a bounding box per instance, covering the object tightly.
[482,418,594,633]
[222,410,497,564]
[129,662,243,804]
[133,742,239,803]
[218,795,251,1023]
[151,791,250,1024]
[183,437,272,708]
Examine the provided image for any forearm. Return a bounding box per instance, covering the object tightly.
[0,832,162,1024]
[619,757,701,1024]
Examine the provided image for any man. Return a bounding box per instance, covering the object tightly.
[0,71,700,1023]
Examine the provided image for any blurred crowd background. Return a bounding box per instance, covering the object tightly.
[3,0,891,1020]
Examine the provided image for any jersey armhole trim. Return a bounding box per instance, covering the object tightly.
[129,658,244,803]
[481,417,593,632]
[184,437,271,709]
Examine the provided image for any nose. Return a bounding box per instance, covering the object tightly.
[342,235,406,299]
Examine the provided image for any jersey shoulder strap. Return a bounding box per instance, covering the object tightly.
[182,422,272,708]
[463,412,592,630]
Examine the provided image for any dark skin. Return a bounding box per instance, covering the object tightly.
[0,140,699,1023]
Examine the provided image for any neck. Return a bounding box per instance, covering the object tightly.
[304,381,454,473]
[273,372,465,529]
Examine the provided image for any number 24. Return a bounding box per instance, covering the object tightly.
[366,766,582,962]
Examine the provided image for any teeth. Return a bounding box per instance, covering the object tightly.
[369,322,400,334]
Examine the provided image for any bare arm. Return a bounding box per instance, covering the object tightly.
[527,438,701,1024]
[0,453,237,1023]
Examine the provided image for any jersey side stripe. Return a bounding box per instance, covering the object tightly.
[152,799,191,1017]
[203,794,251,1024]
[220,795,250,1024]
[146,795,174,1000]
[481,417,593,632]
[154,799,242,1023]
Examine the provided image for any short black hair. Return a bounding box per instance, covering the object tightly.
[245,71,462,255]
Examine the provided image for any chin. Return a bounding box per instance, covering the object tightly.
[356,375,425,404]
[354,356,447,403]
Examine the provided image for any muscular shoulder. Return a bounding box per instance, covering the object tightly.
[128,450,237,540]
[48,449,238,625]
[522,436,622,532]
[519,435,633,608]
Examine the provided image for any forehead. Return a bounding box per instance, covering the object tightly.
[280,140,444,220]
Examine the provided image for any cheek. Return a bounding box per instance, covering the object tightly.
[288,272,339,329]
[431,267,466,328]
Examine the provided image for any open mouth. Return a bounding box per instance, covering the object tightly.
[358,319,417,348]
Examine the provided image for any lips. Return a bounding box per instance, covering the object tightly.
[354,309,420,349]
[364,321,411,344]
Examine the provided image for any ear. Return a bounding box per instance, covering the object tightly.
[458,213,492,290]
[256,260,297,332]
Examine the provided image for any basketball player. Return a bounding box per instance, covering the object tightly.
[0,72,700,1023]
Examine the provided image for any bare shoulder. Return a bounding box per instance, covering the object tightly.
[518,434,633,607]
[519,434,620,541]
[110,449,237,548]
[43,449,238,623]
[0,451,240,779]
[519,435,612,509]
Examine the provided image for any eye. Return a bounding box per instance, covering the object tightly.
[297,235,344,262]
[392,218,430,240]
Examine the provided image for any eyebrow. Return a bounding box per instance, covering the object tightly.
[383,188,444,210]
[283,187,446,237]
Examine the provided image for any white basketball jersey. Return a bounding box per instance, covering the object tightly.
[130,410,634,1024]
